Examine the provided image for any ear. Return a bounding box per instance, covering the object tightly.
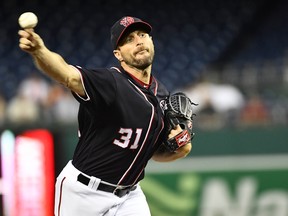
[113,50,123,61]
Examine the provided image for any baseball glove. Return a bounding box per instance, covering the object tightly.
[163,92,197,152]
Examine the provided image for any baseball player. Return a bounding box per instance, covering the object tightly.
[18,16,192,216]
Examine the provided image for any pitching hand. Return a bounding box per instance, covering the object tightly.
[18,29,44,54]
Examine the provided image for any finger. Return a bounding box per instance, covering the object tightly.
[19,39,37,51]
[28,31,42,45]
[18,29,30,38]
[173,124,182,130]
[19,43,32,50]
[25,28,35,32]
[18,29,37,40]
[19,37,33,46]
[168,125,182,139]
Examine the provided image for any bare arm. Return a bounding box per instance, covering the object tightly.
[18,29,85,96]
[152,125,192,162]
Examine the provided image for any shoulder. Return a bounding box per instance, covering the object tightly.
[75,66,110,74]
[152,76,169,99]
[73,66,119,82]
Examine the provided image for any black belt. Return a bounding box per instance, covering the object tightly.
[77,173,136,198]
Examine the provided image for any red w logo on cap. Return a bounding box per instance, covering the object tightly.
[120,17,135,27]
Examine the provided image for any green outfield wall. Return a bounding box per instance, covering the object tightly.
[2,125,287,216]
[143,156,288,216]
[140,126,288,216]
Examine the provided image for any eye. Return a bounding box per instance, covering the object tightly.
[139,33,146,38]
[126,36,134,43]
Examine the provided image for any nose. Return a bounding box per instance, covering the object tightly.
[135,35,143,46]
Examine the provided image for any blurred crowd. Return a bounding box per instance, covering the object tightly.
[1,70,287,130]
[0,0,288,130]
[0,73,79,126]
[179,73,288,130]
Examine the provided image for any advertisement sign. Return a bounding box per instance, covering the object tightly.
[1,129,55,216]
[142,156,288,216]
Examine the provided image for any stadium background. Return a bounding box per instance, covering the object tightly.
[0,0,288,215]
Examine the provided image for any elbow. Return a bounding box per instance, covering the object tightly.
[65,76,78,88]
[65,73,85,96]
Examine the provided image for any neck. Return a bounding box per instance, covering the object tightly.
[121,63,151,84]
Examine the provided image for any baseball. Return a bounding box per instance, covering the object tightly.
[18,12,38,29]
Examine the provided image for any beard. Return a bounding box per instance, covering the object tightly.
[132,55,154,70]
[124,49,155,70]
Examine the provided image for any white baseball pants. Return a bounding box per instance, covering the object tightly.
[54,161,151,216]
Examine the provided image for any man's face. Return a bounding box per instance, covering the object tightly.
[115,30,155,70]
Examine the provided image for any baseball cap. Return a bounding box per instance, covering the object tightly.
[111,16,152,50]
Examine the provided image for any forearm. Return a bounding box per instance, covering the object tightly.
[19,29,84,96]
[152,143,192,162]
[32,46,71,85]
[33,48,84,95]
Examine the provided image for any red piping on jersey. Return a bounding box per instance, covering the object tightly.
[57,177,66,216]
[110,66,161,185]
[152,118,164,147]
[133,166,145,185]
[152,77,158,95]
[131,119,164,186]
[125,78,163,185]
[118,81,155,185]
[132,99,164,185]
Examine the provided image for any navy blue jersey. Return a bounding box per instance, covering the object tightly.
[71,66,169,185]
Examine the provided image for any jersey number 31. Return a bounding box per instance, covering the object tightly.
[113,128,143,149]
